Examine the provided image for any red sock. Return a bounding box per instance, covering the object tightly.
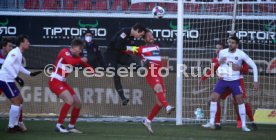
[215,102,221,124]
[156,92,169,107]
[147,104,162,121]
[19,109,23,122]
[69,107,81,125]
[245,103,254,122]
[58,103,71,124]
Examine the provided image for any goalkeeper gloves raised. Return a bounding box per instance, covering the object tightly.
[126,46,139,54]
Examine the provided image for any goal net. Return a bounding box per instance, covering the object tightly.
[131,0,276,124]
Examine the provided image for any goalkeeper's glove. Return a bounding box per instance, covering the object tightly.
[15,77,24,87]
[30,71,42,77]
[126,46,139,54]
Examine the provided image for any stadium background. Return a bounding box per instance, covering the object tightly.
[0,0,275,124]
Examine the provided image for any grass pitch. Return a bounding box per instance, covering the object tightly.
[0,119,276,140]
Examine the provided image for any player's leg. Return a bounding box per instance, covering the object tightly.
[67,85,82,133]
[231,80,251,132]
[49,79,72,133]
[143,96,162,134]
[208,79,226,129]
[0,81,23,133]
[56,91,73,133]
[239,79,257,130]
[106,52,129,105]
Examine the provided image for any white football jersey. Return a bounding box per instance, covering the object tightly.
[218,48,258,82]
[0,47,30,82]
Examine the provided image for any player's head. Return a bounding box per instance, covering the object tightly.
[215,42,224,55]
[1,38,13,53]
[143,29,154,44]
[228,36,239,51]
[71,38,85,57]
[84,30,93,43]
[131,23,146,38]
[16,35,30,50]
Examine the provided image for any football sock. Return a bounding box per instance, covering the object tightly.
[156,92,168,107]
[69,107,81,126]
[210,102,217,125]
[9,105,20,128]
[245,103,254,122]
[215,102,221,124]
[238,103,246,127]
[19,104,23,123]
[147,104,162,121]
[57,103,71,125]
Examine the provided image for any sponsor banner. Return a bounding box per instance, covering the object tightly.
[0,16,275,49]
[254,109,276,124]
[0,73,274,120]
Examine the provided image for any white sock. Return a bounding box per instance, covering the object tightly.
[9,105,20,128]
[238,103,246,127]
[68,124,74,128]
[56,123,62,128]
[209,102,217,125]
[15,104,23,125]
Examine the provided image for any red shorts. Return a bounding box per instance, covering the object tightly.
[146,69,166,93]
[220,78,246,100]
[48,78,75,96]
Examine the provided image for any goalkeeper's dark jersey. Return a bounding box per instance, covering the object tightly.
[108,28,134,52]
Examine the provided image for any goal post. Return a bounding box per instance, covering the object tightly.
[131,0,276,125]
[131,0,184,125]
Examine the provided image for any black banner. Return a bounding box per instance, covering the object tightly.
[0,16,275,73]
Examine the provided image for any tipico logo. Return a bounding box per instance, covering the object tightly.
[42,20,107,40]
[227,21,276,44]
[0,18,16,35]
[136,21,199,42]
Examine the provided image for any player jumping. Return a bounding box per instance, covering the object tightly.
[49,39,94,134]
[200,43,257,130]
[126,29,175,134]
[207,36,258,132]
[104,23,146,105]
[0,35,41,133]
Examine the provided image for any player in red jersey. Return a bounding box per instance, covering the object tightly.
[127,29,175,134]
[49,39,94,134]
[200,43,257,130]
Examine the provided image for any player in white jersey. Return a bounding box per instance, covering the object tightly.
[208,36,259,132]
[0,35,41,133]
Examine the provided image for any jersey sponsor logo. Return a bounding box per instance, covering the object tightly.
[120,32,127,39]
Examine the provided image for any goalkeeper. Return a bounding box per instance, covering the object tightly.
[104,23,146,106]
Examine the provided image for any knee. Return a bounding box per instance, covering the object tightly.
[154,84,163,93]
[235,96,243,104]
[73,100,82,108]
[65,97,74,105]
[211,93,219,102]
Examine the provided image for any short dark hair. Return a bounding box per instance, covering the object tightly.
[16,35,29,46]
[71,38,85,49]
[216,42,224,48]
[132,23,146,33]
[84,30,94,36]
[1,38,13,49]
[143,28,152,38]
[228,35,240,44]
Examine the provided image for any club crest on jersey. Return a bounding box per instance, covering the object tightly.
[235,56,238,60]
[120,32,126,39]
